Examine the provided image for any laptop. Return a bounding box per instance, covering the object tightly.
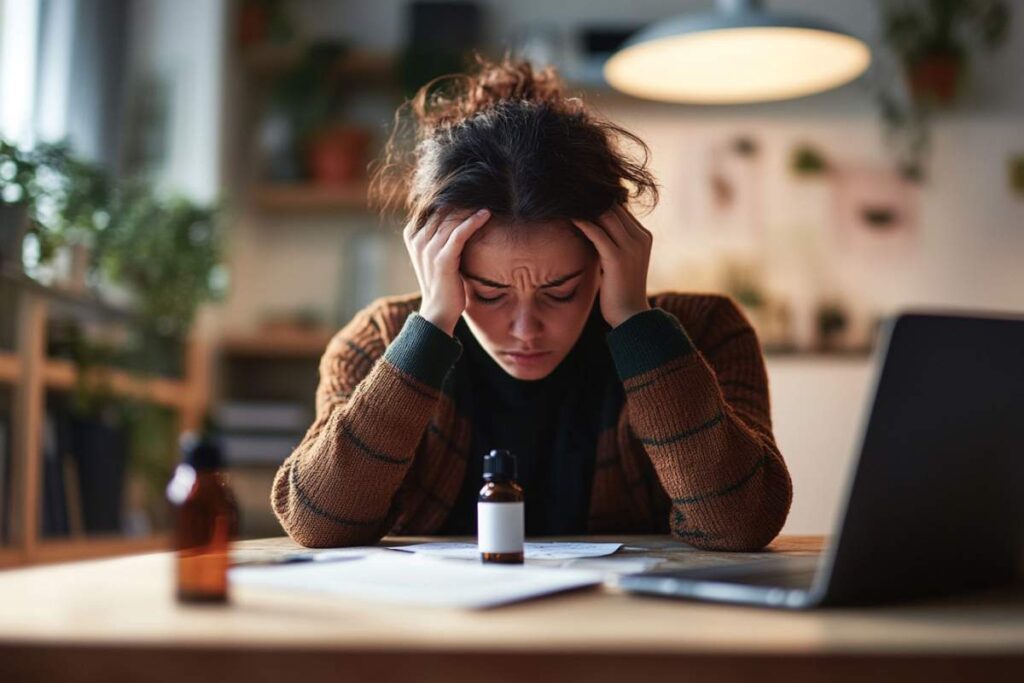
[618,311,1024,609]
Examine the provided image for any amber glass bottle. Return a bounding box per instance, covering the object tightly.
[477,449,524,564]
[166,432,239,603]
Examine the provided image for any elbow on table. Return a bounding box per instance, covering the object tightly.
[673,520,785,552]
[284,523,384,549]
[274,506,386,549]
[671,472,794,552]
[270,472,387,549]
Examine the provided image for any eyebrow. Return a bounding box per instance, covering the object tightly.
[461,268,585,289]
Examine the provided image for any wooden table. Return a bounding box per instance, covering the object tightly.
[1,535,1022,682]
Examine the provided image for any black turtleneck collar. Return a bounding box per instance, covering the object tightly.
[441,296,612,536]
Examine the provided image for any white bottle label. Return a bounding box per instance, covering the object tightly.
[477,501,524,554]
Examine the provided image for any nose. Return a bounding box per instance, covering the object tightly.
[509,303,543,344]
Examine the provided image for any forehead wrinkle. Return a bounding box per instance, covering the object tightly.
[462,224,593,290]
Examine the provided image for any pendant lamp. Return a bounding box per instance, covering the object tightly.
[603,0,871,104]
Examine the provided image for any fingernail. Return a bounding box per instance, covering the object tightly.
[476,208,489,215]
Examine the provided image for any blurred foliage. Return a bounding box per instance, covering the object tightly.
[1,136,226,338]
[268,41,351,145]
[790,144,830,177]
[95,180,225,339]
[2,138,222,519]
[881,0,1010,63]
[1,140,111,261]
[873,0,1012,181]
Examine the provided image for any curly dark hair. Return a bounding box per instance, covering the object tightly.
[368,51,660,234]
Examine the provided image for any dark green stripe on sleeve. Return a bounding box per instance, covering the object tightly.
[383,313,463,390]
[605,307,695,381]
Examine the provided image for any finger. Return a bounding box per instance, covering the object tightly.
[612,203,653,242]
[433,207,484,247]
[571,217,616,261]
[418,204,459,243]
[602,205,642,245]
[437,209,491,261]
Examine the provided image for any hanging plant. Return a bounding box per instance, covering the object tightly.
[873,0,1012,181]
[880,0,1010,105]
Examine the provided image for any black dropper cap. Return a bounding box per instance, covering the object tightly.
[482,449,517,482]
[179,431,224,470]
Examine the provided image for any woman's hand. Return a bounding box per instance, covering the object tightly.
[571,203,653,328]
[404,205,492,336]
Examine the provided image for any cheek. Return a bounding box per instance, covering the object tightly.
[542,297,593,346]
[463,302,503,342]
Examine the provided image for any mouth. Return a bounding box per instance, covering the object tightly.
[501,350,551,365]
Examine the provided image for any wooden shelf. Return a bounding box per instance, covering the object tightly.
[252,181,371,212]
[0,534,170,569]
[221,329,334,359]
[3,351,190,406]
[242,44,398,86]
[43,358,189,408]
[1,287,208,569]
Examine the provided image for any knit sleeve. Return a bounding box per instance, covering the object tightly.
[604,296,793,551]
[270,303,463,547]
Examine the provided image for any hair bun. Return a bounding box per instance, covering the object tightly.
[412,52,573,132]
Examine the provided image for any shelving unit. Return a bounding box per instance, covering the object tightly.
[215,328,325,540]
[236,43,402,215]
[221,328,334,359]
[0,270,208,568]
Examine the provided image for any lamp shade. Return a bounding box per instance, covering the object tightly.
[603,0,871,104]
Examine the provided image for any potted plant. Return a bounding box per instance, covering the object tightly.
[880,0,1011,106]
[0,139,112,275]
[265,40,372,185]
[0,141,38,269]
[67,180,225,535]
[88,179,226,370]
[815,300,850,353]
[873,1,1011,181]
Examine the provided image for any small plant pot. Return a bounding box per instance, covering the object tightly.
[907,53,963,105]
[0,202,29,270]
[304,125,371,184]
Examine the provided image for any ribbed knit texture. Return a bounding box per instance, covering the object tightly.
[270,291,793,551]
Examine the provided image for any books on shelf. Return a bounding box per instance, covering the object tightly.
[217,401,309,432]
[217,401,310,466]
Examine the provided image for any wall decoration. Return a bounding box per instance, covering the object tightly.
[790,143,830,177]
[814,299,851,353]
[692,134,764,247]
[832,165,919,254]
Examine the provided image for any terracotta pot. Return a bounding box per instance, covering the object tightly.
[304,126,371,185]
[238,4,269,47]
[907,53,962,105]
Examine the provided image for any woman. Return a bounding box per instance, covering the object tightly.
[271,55,792,551]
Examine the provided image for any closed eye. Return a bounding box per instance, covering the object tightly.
[546,291,576,302]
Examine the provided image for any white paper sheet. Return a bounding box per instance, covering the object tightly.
[386,541,623,560]
[230,552,603,609]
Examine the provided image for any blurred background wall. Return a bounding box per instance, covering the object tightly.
[1,0,1022,556]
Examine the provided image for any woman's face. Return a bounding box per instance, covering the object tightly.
[459,217,601,381]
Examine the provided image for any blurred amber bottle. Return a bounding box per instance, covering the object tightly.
[166,431,239,603]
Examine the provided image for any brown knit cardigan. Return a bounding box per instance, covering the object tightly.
[271,291,793,551]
